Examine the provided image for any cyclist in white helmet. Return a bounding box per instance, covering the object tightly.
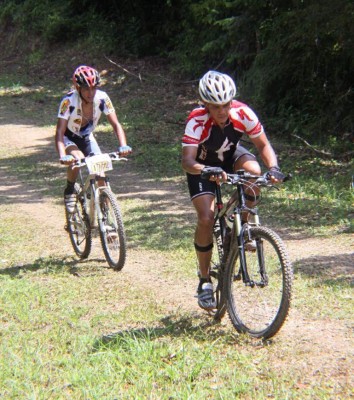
[55,65,132,213]
[182,70,285,310]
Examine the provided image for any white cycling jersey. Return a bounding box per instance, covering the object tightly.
[57,89,115,137]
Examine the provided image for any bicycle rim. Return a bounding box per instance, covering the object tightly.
[98,188,127,270]
[66,198,92,259]
[225,226,293,339]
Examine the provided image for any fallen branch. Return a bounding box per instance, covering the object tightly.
[291,133,332,158]
[105,56,143,82]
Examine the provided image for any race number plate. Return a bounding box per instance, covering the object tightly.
[85,154,113,174]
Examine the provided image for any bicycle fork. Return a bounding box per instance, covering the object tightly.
[82,177,104,230]
[234,213,253,285]
[93,177,113,235]
[235,213,268,288]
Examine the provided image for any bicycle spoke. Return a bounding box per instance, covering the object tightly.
[225,226,293,339]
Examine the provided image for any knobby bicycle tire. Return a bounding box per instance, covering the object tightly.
[211,216,230,321]
[224,225,293,339]
[98,188,127,270]
[66,195,92,259]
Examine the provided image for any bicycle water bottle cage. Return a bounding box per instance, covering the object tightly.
[201,166,224,180]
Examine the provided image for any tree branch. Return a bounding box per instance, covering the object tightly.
[291,133,333,157]
[104,56,143,82]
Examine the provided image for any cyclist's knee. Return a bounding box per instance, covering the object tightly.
[69,149,84,159]
[250,164,262,175]
[244,192,260,202]
[198,215,213,229]
[235,157,261,175]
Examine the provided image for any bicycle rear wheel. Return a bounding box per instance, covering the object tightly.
[98,188,127,270]
[224,225,293,339]
[66,196,92,259]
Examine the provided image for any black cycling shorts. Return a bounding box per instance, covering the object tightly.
[186,145,256,200]
[64,131,101,157]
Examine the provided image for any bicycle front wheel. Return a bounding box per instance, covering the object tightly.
[98,188,127,270]
[66,196,92,259]
[210,216,230,321]
[224,226,293,339]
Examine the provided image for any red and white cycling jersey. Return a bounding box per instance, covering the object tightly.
[182,100,264,166]
[57,89,115,137]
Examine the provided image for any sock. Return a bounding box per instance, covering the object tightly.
[198,277,211,292]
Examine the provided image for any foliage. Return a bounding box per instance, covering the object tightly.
[170,0,353,147]
[0,0,353,147]
[243,0,354,146]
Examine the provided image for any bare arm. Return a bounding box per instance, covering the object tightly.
[107,111,128,147]
[182,146,227,182]
[55,118,69,159]
[250,132,286,182]
[181,146,205,174]
[250,132,278,169]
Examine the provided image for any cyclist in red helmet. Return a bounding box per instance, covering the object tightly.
[55,65,132,213]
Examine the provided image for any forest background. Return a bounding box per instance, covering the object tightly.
[0,0,353,156]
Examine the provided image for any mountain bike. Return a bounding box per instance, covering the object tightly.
[202,167,293,340]
[65,152,127,270]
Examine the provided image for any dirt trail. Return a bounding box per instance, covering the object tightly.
[0,123,200,311]
[0,121,353,389]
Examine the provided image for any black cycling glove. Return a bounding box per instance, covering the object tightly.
[267,166,286,181]
[201,166,224,180]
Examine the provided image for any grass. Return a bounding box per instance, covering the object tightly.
[0,63,353,399]
[0,269,323,399]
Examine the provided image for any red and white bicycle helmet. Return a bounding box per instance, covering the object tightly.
[72,65,100,89]
[199,70,236,104]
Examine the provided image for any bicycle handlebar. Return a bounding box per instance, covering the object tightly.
[201,166,292,186]
[71,152,128,169]
[227,170,292,187]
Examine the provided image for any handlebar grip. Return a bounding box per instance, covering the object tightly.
[201,166,224,180]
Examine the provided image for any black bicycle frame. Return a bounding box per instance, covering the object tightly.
[213,184,226,265]
[215,180,255,285]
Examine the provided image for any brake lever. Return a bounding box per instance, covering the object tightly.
[283,173,292,182]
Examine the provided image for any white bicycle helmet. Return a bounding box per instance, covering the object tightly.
[199,70,236,104]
